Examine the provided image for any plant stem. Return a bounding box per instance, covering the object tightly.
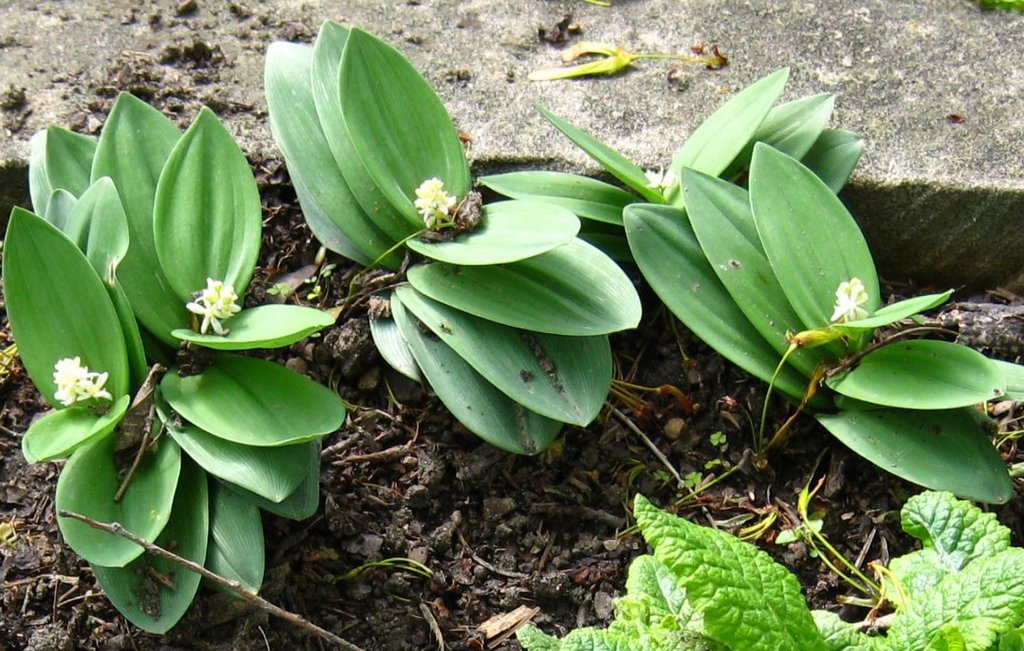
[609,405,684,486]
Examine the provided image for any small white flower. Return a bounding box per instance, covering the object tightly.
[53,357,113,407]
[186,278,241,335]
[644,168,677,192]
[414,177,457,229]
[830,277,870,323]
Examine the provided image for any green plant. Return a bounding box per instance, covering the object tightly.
[4,97,346,632]
[519,492,1024,651]
[978,0,1024,11]
[264,23,642,454]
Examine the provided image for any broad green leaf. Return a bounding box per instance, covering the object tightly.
[44,189,77,232]
[91,92,184,344]
[834,291,953,331]
[91,459,207,634]
[310,22,415,251]
[536,105,663,203]
[396,286,611,426]
[478,171,637,226]
[161,355,344,447]
[995,360,1024,401]
[617,555,698,630]
[339,28,471,227]
[826,340,1005,409]
[682,169,830,379]
[205,481,265,594]
[816,407,1012,504]
[171,304,335,350]
[624,203,816,404]
[406,200,580,265]
[226,441,321,520]
[22,394,130,463]
[392,292,562,454]
[3,208,130,405]
[800,129,864,193]
[56,434,182,567]
[670,69,789,187]
[264,40,382,267]
[579,221,632,263]
[750,144,880,331]
[168,423,311,502]
[28,130,51,216]
[634,494,827,651]
[44,126,96,199]
[407,238,641,336]
[369,310,423,382]
[812,611,884,651]
[517,626,562,651]
[153,108,261,300]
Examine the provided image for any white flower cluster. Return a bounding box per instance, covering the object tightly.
[414,177,457,229]
[186,278,241,335]
[830,277,869,323]
[53,357,112,406]
[644,168,678,192]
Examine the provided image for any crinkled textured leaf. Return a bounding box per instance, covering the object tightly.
[623,202,813,403]
[369,310,422,382]
[205,481,265,594]
[479,171,637,226]
[518,626,562,651]
[226,441,321,520]
[153,108,261,301]
[91,459,207,634]
[22,395,130,463]
[825,340,1005,410]
[406,200,580,265]
[616,555,701,634]
[168,422,311,502]
[172,304,335,350]
[815,407,1012,504]
[634,495,826,651]
[3,208,130,405]
[812,611,884,651]
[391,292,562,454]
[407,238,641,336]
[749,144,880,331]
[834,291,953,331]
[396,286,611,426]
[43,126,96,201]
[994,360,1024,401]
[161,355,344,447]
[56,434,181,567]
[799,129,864,193]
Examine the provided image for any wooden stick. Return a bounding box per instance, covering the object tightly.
[57,509,365,651]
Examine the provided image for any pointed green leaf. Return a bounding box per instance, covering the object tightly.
[826,340,1005,409]
[168,423,311,502]
[226,441,321,520]
[624,202,815,403]
[153,108,261,301]
[800,129,864,193]
[161,355,344,447]
[28,130,51,216]
[750,143,880,331]
[816,407,1012,503]
[22,395,130,463]
[44,126,96,198]
[478,171,637,226]
[392,292,562,454]
[406,200,580,265]
[994,360,1024,401]
[396,286,611,426]
[834,291,953,331]
[44,189,77,232]
[3,208,130,405]
[91,459,207,634]
[56,434,182,567]
[407,238,641,336]
[579,219,632,263]
[171,304,335,350]
[205,481,265,594]
[369,309,422,383]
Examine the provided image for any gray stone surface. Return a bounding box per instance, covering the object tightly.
[1,0,1022,289]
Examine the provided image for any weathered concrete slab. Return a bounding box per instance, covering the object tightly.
[1,0,1022,289]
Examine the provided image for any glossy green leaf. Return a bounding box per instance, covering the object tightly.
[624,202,814,403]
[264,40,381,267]
[28,130,51,216]
[536,105,662,203]
[994,360,1024,401]
[834,290,953,331]
[205,481,264,594]
[816,407,1012,504]
[800,128,864,193]
[826,340,1005,409]
[406,200,580,265]
[22,395,130,463]
[392,292,562,454]
[161,355,344,447]
[578,222,632,263]
[396,286,611,426]
[478,171,637,226]
[153,108,261,301]
[91,459,207,634]
[749,143,880,331]
[56,434,182,567]
[168,422,311,502]
[226,441,321,520]
[44,126,96,199]
[369,309,423,382]
[670,68,789,186]
[3,208,130,405]
[171,304,334,350]
[91,92,185,345]
[43,189,77,233]
[340,28,472,226]
[310,22,415,252]
[407,239,641,336]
